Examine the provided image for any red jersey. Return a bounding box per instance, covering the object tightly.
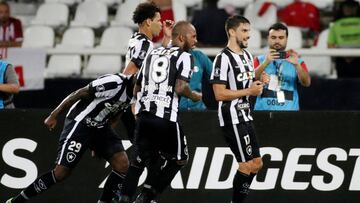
[0,17,23,42]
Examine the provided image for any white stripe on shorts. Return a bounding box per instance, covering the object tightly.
[176,122,181,160]
[232,124,246,162]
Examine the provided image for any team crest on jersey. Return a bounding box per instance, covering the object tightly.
[66,152,76,163]
[96,84,105,92]
[139,50,147,59]
[246,145,252,155]
[214,67,221,77]
[38,179,47,190]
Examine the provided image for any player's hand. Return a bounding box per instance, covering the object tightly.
[163,20,174,38]
[286,49,299,65]
[190,91,202,102]
[44,115,57,131]
[249,81,263,96]
[260,72,270,84]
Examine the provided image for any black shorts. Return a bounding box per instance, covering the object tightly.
[221,122,260,162]
[56,118,125,168]
[134,112,188,163]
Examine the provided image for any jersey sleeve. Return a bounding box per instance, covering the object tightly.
[89,75,121,98]
[5,65,19,85]
[131,40,152,68]
[177,52,193,82]
[210,53,228,85]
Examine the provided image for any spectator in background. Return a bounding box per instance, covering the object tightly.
[254,23,311,111]
[328,0,360,78]
[192,0,229,47]
[179,49,213,111]
[0,59,19,109]
[0,2,23,47]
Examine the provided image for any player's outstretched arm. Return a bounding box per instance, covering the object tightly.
[44,86,91,130]
[175,79,202,102]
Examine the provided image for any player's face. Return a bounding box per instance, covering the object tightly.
[183,25,197,52]
[150,12,162,37]
[268,29,288,51]
[234,23,250,49]
[0,5,9,23]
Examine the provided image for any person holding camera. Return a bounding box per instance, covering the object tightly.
[253,22,311,111]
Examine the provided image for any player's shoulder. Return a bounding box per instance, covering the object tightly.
[135,32,152,43]
[96,73,125,84]
[214,48,231,61]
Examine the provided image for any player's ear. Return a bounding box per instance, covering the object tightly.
[229,28,236,37]
[145,18,152,27]
[179,34,185,43]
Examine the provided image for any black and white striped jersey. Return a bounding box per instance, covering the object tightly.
[125,32,154,69]
[210,47,255,126]
[135,46,193,122]
[66,73,133,128]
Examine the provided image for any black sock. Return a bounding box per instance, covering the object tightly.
[232,171,251,203]
[120,165,144,199]
[154,159,183,193]
[248,173,256,185]
[99,170,126,203]
[12,170,57,203]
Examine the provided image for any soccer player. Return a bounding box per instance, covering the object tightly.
[120,2,173,143]
[6,73,136,203]
[210,15,264,203]
[118,21,201,203]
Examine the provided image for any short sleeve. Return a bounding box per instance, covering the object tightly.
[177,52,193,82]
[89,75,120,98]
[131,40,152,68]
[5,65,19,85]
[210,53,228,85]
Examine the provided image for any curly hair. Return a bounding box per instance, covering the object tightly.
[132,2,161,24]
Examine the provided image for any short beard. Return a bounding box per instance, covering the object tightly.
[236,39,247,49]
[183,41,191,52]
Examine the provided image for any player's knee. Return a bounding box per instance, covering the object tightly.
[252,158,263,173]
[176,159,188,166]
[238,162,252,174]
[111,152,129,173]
[53,165,71,182]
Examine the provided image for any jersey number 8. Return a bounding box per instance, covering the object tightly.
[151,56,169,83]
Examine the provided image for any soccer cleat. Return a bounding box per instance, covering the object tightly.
[6,198,13,203]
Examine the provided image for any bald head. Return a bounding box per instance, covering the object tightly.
[171,21,197,51]
[172,21,192,39]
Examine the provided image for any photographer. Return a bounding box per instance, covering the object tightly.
[253,23,311,111]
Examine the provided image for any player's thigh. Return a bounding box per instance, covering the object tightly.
[56,119,91,169]
[160,122,188,162]
[109,151,129,173]
[133,112,160,163]
[90,125,126,162]
[221,122,259,163]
